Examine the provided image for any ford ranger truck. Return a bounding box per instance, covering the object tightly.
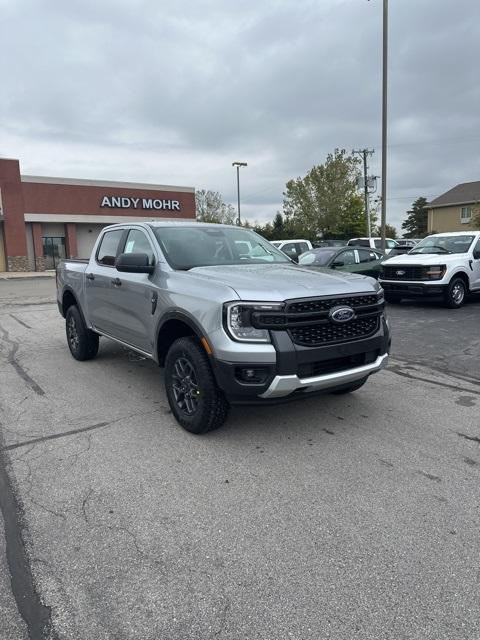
[57,222,390,434]
[379,231,480,308]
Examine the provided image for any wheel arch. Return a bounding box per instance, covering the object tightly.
[450,270,470,291]
[156,312,208,367]
[61,287,80,317]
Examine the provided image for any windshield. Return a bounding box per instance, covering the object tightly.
[410,234,475,255]
[298,249,337,266]
[152,226,291,269]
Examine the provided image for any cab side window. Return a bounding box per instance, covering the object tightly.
[281,243,298,258]
[123,230,155,265]
[96,230,125,266]
[357,249,371,263]
[338,249,357,265]
[474,238,480,258]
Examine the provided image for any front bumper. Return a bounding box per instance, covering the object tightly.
[260,353,388,399]
[379,280,446,297]
[211,316,390,404]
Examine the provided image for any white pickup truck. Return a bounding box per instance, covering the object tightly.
[379,231,480,308]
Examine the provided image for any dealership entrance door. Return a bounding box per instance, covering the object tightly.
[43,236,66,269]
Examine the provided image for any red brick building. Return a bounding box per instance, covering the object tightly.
[0,158,196,271]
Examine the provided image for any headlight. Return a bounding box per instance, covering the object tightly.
[377,287,385,304]
[424,265,446,280]
[224,302,284,343]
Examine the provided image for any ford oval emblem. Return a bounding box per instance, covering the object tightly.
[329,306,355,323]
[396,270,406,276]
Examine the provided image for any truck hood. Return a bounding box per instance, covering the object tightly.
[188,264,378,301]
[382,253,468,266]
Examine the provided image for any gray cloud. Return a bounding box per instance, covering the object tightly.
[1,0,480,230]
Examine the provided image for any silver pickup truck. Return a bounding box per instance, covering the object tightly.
[57,222,390,434]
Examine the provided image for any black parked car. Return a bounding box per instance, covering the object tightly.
[298,246,384,279]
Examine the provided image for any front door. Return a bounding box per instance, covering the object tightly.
[43,237,66,269]
[471,237,480,291]
[107,228,157,354]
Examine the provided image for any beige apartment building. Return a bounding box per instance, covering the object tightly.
[427,181,480,233]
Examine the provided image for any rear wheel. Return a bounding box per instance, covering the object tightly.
[66,305,99,361]
[444,277,466,309]
[165,337,229,434]
[331,377,368,395]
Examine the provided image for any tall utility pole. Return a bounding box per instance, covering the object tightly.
[380,0,388,252]
[232,161,247,225]
[353,148,375,237]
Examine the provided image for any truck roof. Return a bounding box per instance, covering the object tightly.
[103,220,239,230]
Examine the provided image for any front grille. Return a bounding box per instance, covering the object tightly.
[290,317,379,347]
[382,266,425,281]
[251,293,382,347]
[287,294,377,313]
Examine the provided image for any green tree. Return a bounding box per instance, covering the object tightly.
[401,197,428,238]
[335,194,378,238]
[271,212,285,239]
[384,224,398,239]
[282,149,362,238]
[195,189,236,224]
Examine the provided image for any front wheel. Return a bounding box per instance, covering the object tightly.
[444,277,467,309]
[66,305,99,361]
[165,337,229,434]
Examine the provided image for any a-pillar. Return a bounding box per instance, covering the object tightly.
[65,223,78,258]
[32,223,45,271]
[0,158,29,271]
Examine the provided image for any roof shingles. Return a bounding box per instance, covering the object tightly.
[429,181,480,207]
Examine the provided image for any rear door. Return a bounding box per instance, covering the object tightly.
[107,228,158,353]
[86,228,126,335]
[332,248,358,273]
[357,249,383,278]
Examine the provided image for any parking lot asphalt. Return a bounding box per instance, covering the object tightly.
[0,278,479,640]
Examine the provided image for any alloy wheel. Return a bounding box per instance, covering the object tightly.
[171,357,200,415]
[452,281,465,305]
[67,315,79,351]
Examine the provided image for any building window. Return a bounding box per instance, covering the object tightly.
[460,206,472,223]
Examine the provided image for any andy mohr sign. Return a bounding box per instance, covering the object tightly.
[101,195,181,211]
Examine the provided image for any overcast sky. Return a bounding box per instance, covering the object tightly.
[2,0,480,232]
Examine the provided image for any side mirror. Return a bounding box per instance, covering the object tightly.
[331,260,344,268]
[473,250,480,260]
[115,253,154,274]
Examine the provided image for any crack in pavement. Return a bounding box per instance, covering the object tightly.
[388,364,480,396]
[2,409,160,453]
[2,421,111,452]
[9,314,32,330]
[0,323,45,396]
[390,355,480,385]
[0,430,59,640]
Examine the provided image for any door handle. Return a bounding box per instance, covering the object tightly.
[111,278,122,286]
[86,273,95,281]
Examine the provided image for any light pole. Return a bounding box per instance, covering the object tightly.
[232,161,247,225]
[380,0,388,252]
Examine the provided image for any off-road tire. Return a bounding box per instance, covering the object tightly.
[66,305,99,361]
[444,277,467,309]
[331,376,368,395]
[165,336,229,434]
[385,293,402,304]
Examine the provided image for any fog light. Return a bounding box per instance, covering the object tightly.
[235,367,269,384]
